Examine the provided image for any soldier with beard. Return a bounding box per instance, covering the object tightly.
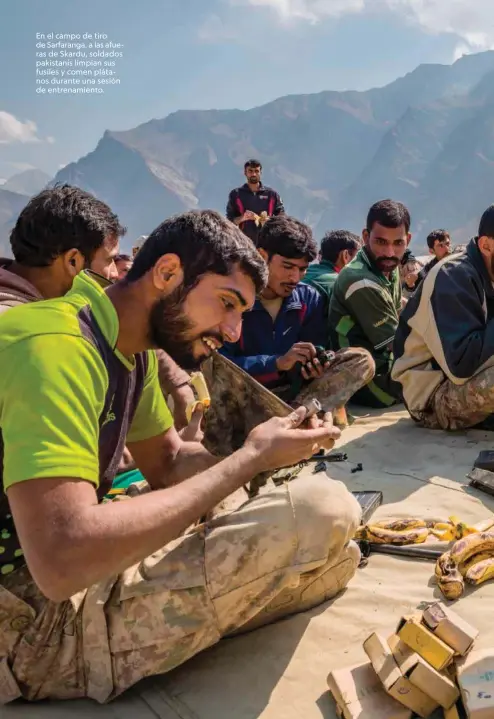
[328,199,410,408]
[393,205,494,431]
[0,209,361,703]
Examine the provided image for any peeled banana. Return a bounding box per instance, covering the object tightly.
[185,372,212,423]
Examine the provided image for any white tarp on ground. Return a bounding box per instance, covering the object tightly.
[3,407,494,719]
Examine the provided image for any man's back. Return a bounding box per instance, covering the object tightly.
[393,240,494,416]
[303,260,338,307]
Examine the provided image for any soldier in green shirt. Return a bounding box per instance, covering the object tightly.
[304,229,361,311]
[328,200,411,408]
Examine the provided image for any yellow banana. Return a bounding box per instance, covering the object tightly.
[185,372,211,423]
[435,550,465,600]
[372,518,428,531]
[465,556,494,586]
[450,531,494,565]
[459,550,494,577]
[355,525,429,545]
[431,515,478,541]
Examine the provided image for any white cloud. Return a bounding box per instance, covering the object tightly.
[0,112,42,144]
[235,0,363,23]
[237,0,494,52]
[0,111,55,145]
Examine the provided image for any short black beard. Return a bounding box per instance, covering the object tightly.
[148,286,201,371]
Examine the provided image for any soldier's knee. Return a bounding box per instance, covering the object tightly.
[288,476,361,564]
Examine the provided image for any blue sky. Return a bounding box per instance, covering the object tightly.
[0,0,492,181]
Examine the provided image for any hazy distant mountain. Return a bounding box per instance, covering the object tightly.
[50,50,494,252]
[3,169,50,197]
[0,189,29,257]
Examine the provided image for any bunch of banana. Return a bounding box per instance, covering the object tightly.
[355,516,489,547]
[435,531,494,599]
[355,518,430,545]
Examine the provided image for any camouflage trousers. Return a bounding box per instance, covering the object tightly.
[289,347,376,412]
[414,363,494,431]
[0,475,361,703]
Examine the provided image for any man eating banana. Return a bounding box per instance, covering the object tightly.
[0,209,361,703]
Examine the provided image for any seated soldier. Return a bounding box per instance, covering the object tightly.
[0,210,362,703]
[304,229,361,309]
[328,199,410,408]
[0,185,196,435]
[393,205,494,431]
[221,215,375,413]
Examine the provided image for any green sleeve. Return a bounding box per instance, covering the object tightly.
[344,280,399,353]
[0,335,107,491]
[126,350,174,443]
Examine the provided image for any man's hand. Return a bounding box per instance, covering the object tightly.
[242,210,257,222]
[276,342,318,372]
[170,383,195,431]
[179,404,204,443]
[244,406,340,471]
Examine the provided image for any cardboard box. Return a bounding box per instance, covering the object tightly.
[363,633,439,718]
[397,615,455,671]
[327,661,412,719]
[388,634,460,709]
[422,603,478,657]
[457,649,494,718]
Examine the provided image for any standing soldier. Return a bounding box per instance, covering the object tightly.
[226,159,284,245]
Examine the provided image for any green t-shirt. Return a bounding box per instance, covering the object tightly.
[0,271,173,576]
[303,260,338,307]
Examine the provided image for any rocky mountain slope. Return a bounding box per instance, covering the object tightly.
[3,169,50,197]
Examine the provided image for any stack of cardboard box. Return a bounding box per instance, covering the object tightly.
[327,602,491,718]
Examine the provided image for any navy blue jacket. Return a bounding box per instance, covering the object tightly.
[220,283,327,389]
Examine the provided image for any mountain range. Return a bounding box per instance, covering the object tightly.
[2,51,494,255]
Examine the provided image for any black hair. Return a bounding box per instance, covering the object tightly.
[257,215,317,262]
[244,159,262,170]
[126,209,267,293]
[320,229,361,264]
[479,205,494,239]
[366,199,411,234]
[10,183,126,267]
[401,248,417,266]
[116,254,132,263]
[427,229,450,250]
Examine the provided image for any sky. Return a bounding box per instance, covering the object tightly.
[1,0,493,182]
